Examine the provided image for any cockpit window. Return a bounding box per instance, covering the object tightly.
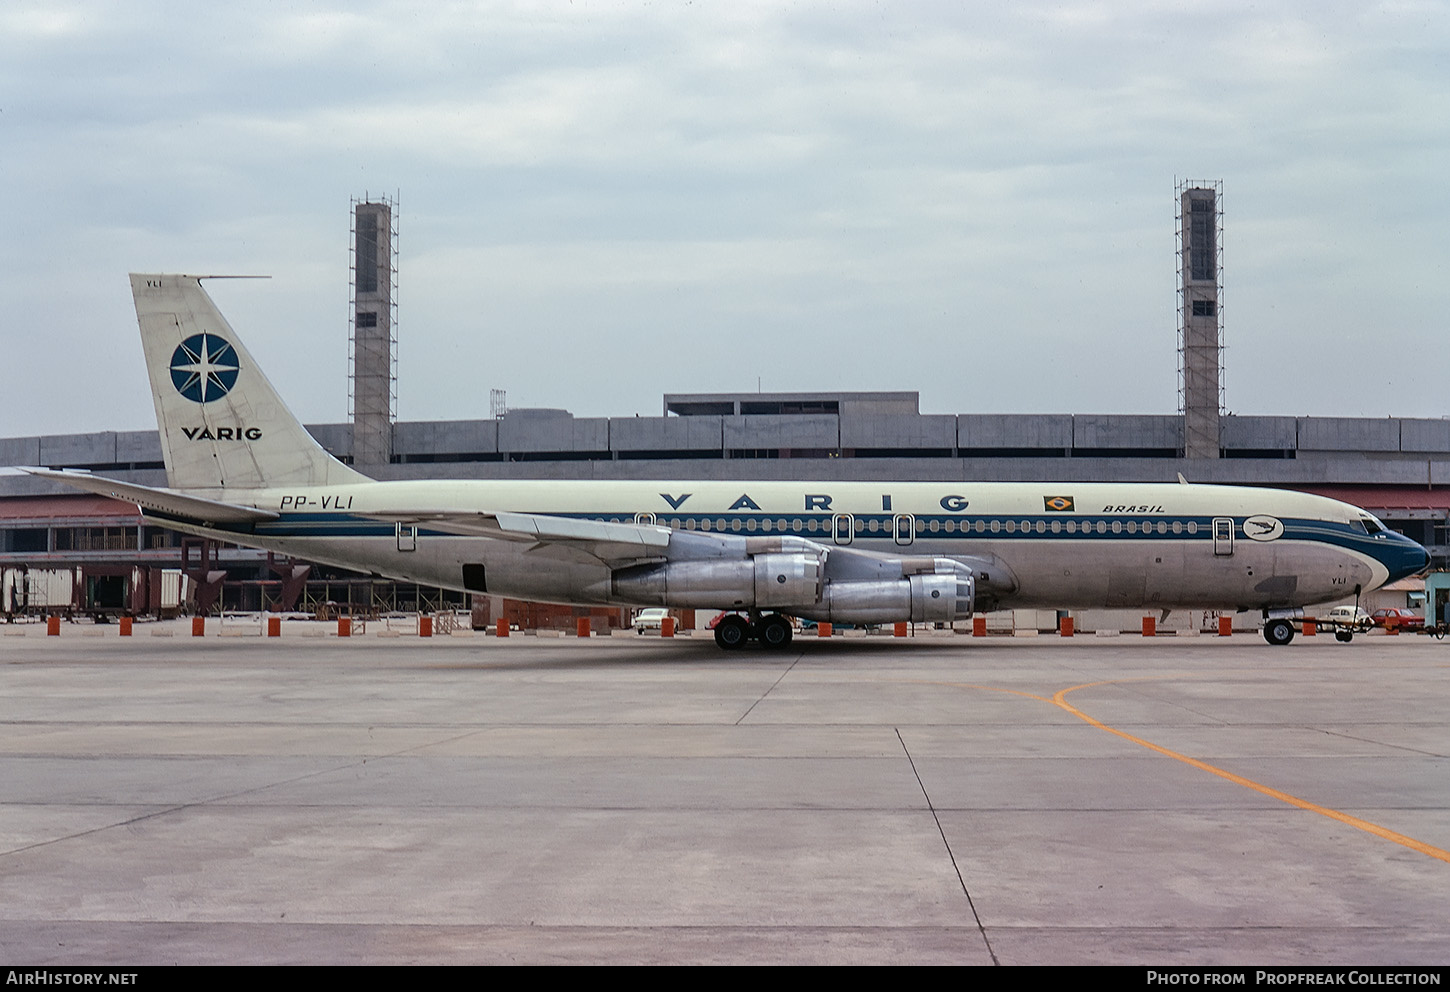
[1359,515,1386,535]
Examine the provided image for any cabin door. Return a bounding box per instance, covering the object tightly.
[1212,517,1234,556]
[396,523,417,552]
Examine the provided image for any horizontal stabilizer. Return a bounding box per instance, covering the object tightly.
[21,468,279,524]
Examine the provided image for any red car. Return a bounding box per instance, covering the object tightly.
[1371,608,1424,631]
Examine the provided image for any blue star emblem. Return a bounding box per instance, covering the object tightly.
[169,333,239,403]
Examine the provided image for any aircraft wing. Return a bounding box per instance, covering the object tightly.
[28,469,667,564]
[370,509,673,565]
[20,468,280,524]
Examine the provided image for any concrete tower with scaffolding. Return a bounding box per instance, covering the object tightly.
[1178,180,1224,460]
[350,195,398,469]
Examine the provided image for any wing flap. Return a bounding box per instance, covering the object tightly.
[369,509,671,563]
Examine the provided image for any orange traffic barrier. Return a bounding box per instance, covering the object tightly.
[576,617,590,638]
[818,622,833,638]
[1059,616,1073,637]
[661,617,675,638]
[1218,615,1232,637]
[972,616,986,637]
[496,618,509,638]
[191,617,205,637]
[119,617,132,636]
[1142,616,1156,637]
[267,616,281,637]
[1303,619,1317,636]
[419,616,432,638]
[1385,621,1399,636]
[894,622,908,638]
[46,616,60,636]
[337,617,351,638]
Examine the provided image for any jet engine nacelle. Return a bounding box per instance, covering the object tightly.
[805,562,975,625]
[612,552,973,625]
[612,553,823,609]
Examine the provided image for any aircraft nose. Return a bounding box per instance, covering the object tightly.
[1387,533,1431,582]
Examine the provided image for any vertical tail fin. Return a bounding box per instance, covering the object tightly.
[132,273,368,491]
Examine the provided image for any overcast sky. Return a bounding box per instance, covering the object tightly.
[2,0,1446,437]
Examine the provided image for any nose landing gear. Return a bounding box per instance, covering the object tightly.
[1263,618,1295,646]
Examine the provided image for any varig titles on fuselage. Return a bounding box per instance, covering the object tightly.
[664,492,972,513]
[643,492,1168,515]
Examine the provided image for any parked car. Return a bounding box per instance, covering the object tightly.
[1316,605,1374,642]
[633,608,671,633]
[1322,606,1372,626]
[1371,608,1424,631]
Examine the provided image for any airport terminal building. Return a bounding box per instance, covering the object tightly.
[3,390,1448,622]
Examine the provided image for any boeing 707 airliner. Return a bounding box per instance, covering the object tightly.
[28,275,1430,648]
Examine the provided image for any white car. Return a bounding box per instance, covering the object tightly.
[1319,605,1373,642]
[1322,606,1372,626]
[633,608,671,633]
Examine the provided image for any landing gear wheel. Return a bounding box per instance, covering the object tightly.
[714,614,751,650]
[755,615,794,649]
[1264,618,1295,646]
[1335,630,1353,643]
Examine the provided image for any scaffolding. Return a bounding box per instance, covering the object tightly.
[349,193,399,468]
[218,577,465,618]
[1176,179,1224,460]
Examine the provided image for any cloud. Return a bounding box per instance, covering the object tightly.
[1,0,1447,435]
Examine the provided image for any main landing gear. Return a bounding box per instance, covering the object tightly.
[714,613,795,651]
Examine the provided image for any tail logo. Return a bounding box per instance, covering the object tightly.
[170,333,240,403]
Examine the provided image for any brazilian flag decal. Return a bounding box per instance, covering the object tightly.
[1043,496,1075,512]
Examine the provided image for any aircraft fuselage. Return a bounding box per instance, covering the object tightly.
[164,477,1427,614]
